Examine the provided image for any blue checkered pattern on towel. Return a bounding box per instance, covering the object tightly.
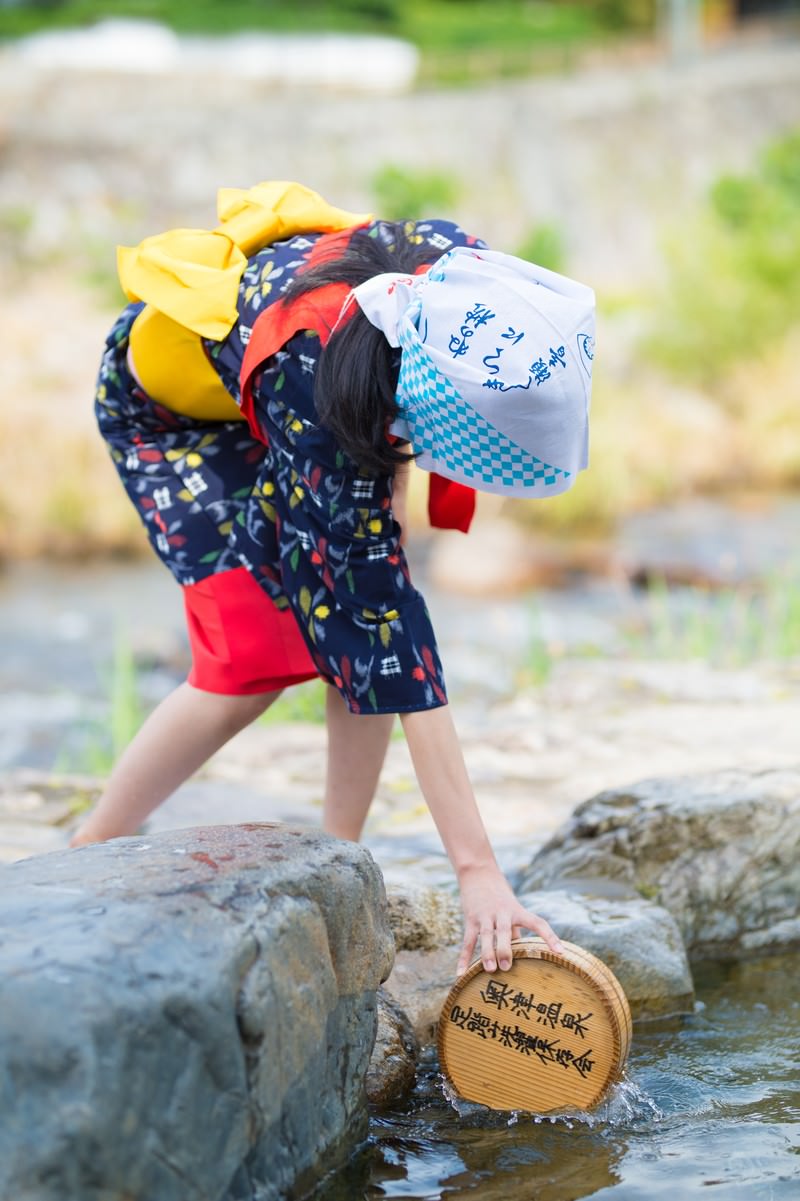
[396,309,570,492]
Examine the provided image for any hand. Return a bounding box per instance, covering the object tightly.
[456,863,565,976]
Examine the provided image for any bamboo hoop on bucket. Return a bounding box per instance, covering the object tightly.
[438,938,632,1114]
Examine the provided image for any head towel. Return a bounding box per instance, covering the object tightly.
[353,246,595,498]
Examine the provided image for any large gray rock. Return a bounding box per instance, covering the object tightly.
[518,889,694,1019]
[0,823,394,1201]
[516,768,800,960]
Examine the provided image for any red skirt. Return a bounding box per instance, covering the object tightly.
[184,566,318,695]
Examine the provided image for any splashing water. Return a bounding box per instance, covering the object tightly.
[439,1069,663,1129]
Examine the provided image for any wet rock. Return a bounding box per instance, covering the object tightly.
[518,888,694,1019]
[384,882,462,951]
[382,945,462,1046]
[0,823,394,1201]
[516,767,800,961]
[379,884,463,1048]
[366,989,419,1108]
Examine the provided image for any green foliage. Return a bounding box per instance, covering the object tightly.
[644,128,800,385]
[0,204,34,239]
[0,1,614,60]
[577,0,657,31]
[0,0,649,85]
[371,164,460,221]
[763,128,800,200]
[338,0,398,23]
[515,222,566,273]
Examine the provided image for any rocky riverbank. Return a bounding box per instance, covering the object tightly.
[2,759,797,1192]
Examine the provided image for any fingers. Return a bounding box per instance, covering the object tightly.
[513,908,566,956]
[458,913,515,975]
[451,883,564,975]
[480,919,498,973]
[461,907,528,975]
[457,909,565,978]
[494,915,514,972]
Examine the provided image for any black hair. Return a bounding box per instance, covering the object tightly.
[283,221,434,475]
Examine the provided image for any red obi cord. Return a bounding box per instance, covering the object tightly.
[427,473,475,533]
[184,567,317,695]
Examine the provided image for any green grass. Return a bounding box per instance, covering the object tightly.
[518,572,800,697]
[519,602,556,687]
[625,573,800,668]
[58,633,325,774]
[514,222,567,274]
[58,624,147,774]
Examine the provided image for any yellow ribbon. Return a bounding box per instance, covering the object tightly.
[117,180,370,341]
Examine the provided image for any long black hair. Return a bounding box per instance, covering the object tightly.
[283,221,434,476]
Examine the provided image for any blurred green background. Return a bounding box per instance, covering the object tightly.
[0,2,662,52]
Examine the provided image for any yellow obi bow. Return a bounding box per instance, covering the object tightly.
[118,181,370,420]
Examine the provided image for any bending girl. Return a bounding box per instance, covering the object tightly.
[71,182,595,975]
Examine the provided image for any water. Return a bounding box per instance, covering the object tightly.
[314,954,800,1201]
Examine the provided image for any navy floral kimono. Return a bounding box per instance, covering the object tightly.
[95,218,484,713]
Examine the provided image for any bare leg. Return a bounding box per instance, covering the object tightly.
[322,685,394,841]
[69,682,281,846]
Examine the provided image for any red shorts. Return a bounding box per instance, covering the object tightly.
[183,566,318,695]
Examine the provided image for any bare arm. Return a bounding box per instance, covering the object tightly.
[400,705,565,974]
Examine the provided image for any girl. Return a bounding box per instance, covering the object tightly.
[71,181,595,976]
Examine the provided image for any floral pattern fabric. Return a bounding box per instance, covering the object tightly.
[95,219,485,713]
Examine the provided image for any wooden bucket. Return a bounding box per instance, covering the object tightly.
[438,938,632,1114]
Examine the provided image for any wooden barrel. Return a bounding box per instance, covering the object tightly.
[438,938,632,1114]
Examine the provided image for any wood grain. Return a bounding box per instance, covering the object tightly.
[438,938,632,1114]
